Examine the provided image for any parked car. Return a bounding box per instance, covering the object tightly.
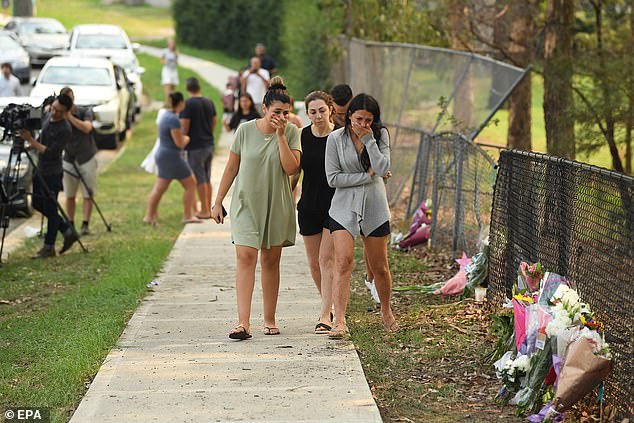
[3,17,68,66]
[30,56,134,149]
[0,31,30,84]
[0,97,41,217]
[67,24,144,113]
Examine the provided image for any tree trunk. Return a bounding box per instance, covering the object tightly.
[626,0,634,173]
[449,0,474,133]
[488,0,512,109]
[543,0,576,159]
[593,0,624,172]
[13,0,33,16]
[507,0,536,151]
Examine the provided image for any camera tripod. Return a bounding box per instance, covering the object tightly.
[0,135,88,265]
[63,160,112,232]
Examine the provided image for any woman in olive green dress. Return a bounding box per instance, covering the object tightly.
[212,77,301,340]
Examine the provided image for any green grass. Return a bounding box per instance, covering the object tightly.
[140,38,247,72]
[0,52,221,423]
[137,52,223,141]
[347,243,523,422]
[36,0,173,38]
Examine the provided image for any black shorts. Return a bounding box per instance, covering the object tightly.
[298,209,330,236]
[329,218,390,237]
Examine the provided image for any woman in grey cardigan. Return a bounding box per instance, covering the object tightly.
[325,94,398,338]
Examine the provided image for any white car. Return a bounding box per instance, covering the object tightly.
[30,56,133,149]
[67,24,144,113]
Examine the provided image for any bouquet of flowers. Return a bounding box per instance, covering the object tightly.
[494,261,613,420]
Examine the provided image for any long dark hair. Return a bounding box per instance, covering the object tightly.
[229,93,259,130]
[345,94,386,171]
[169,91,184,110]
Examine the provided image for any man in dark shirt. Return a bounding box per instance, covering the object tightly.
[181,77,216,219]
[60,87,97,236]
[20,94,78,258]
[255,43,277,75]
[330,84,353,129]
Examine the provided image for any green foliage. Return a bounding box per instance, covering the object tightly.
[280,0,342,96]
[337,0,449,46]
[172,0,283,63]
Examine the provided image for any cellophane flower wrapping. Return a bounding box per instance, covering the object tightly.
[494,262,613,420]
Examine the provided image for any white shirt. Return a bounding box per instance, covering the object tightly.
[241,68,270,105]
[0,74,21,97]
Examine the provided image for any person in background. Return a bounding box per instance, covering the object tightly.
[144,92,200,225]
[160,38,179,106]
[59,87,97,236]
[254,43,277,75]
[212,77,301,340]
[226,93,260,132]
[330,84,353,130]
[291,91,336,334]
[325,93,398,338]
[20,94,76,258]
[240,57,270,113]
[0,63,21,97]
[181,77,216,219]
[2,0,10,18]
[287,96,304,129]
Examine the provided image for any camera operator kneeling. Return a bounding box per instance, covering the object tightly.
[20,94,77,258]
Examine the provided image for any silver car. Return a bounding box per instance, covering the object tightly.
[67,24,144,113]
[0,31,30,84]
[4,17,68,66]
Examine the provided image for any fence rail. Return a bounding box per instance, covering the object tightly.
[333,37,528,255]
[487,150,634,420]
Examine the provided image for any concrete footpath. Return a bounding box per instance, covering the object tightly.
[69,51,383,422]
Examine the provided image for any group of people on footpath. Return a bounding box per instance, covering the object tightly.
[19,87,99,258]
[151,41,398,340]
[212,78,398,340]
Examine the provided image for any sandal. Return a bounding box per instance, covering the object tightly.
[314,322,332,334]
[182,218,203,224]
[263,326,280,335]
[327,327,348,339]
[229,325,252,340]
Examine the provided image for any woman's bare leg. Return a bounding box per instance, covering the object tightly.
[260,246,283,330]
[232,245,258,334]
[318,228,335,325]
[302,233,323,294]
[331,230,355,331]
[362,235,398,332]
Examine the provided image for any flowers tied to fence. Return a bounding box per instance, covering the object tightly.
[494,262,613,421]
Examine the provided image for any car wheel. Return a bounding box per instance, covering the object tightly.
[95,133,118,150]
[119,129,127,141]
[12,192,34,217]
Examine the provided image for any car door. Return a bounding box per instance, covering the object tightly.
[113,65,130,132]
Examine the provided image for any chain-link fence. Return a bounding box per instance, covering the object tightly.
[488,150,634,420]
[332,38,529,255]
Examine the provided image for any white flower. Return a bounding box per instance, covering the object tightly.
[513,355,530,372]
[560,288,580,308]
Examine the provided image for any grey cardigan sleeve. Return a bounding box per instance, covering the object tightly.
[325,132,372,188]
[361,127,390,177]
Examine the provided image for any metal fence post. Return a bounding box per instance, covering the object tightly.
[452,138,465,258]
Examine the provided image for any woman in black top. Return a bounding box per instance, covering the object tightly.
[291,91,336,333]
[227,93,261,131]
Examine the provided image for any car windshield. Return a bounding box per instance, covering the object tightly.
[22,21,66,35]
[75,34,127,49]
[40,66,113,86]
[0,35,20,50]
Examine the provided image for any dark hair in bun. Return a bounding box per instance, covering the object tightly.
[263,76,291,107]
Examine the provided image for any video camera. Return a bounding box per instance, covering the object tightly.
[0,95,56,143]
